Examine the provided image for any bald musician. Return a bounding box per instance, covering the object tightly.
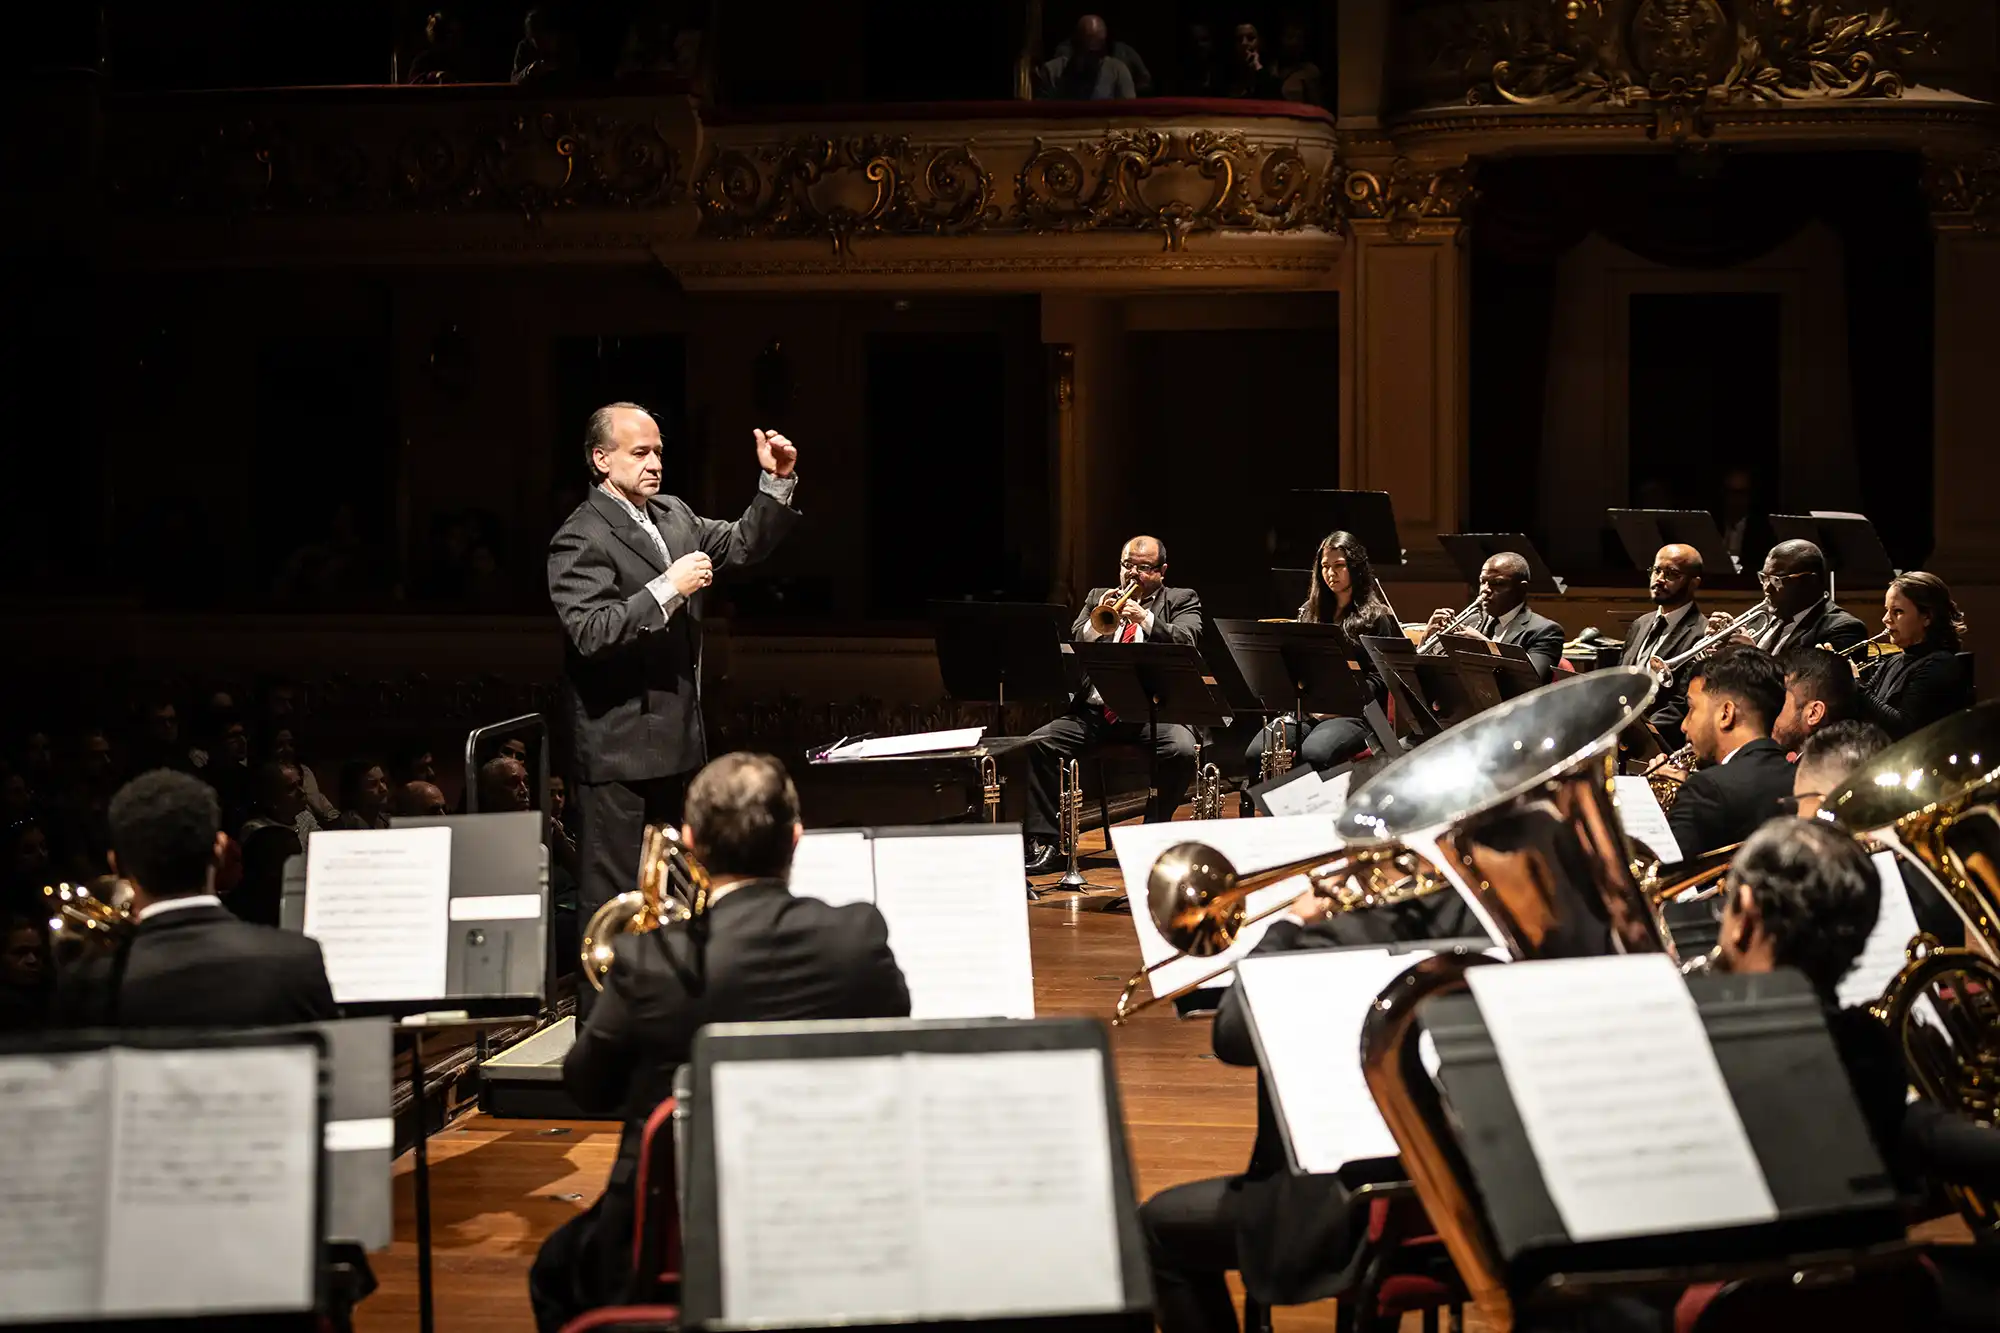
[1620,544,1706,748]
[1742,539,1868,656]
[1421,552,1566,684]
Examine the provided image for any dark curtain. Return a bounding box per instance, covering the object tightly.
[1468,152,1935,566]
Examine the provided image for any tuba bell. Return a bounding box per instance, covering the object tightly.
[579,823,710,991]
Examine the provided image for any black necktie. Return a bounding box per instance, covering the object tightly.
[1483,615,1500,638]
[1641,615,1668,657]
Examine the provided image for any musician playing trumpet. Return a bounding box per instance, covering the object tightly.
[1854,572,1972,739]
[1420,552,1566,684]
[1022,536,1205,874]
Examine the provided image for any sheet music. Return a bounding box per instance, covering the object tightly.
[712,1049,1123,1324]
[1237,949,1431,1170]
[1111,816,1341,996]
[1836,851,1926,1009]
[102,1045,321,1316]
[305,825,453,1003]
[788,831,878,908]
[1612,776,1684,865]
[0,1052,110,1321]
[872,833,1035,1018]
[1262,769,1351,817]
[1467,955,1777,1242]
[823,728,986,761]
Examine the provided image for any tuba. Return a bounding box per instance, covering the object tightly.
[579,823,710,991]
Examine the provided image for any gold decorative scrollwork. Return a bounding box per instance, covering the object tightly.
[1331,158,1477,240]
[1924,150,2000,232]
[694,136,997,255]
[398,112,679,217]
[1012,129,1318,251]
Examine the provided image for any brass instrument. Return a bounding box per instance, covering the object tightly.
[1088,580,1141,636]
[1828,629,1897,685]
[1644,742,1697,811]
[1055,758,1086,889]
[1258,716,1294,781]
[1191,745,1224,822]
[1417,594,1486,655]
[42,878,135,966]
[580,823,710,991]
[1653,599,1775,688]
[1114,667,1675,1022]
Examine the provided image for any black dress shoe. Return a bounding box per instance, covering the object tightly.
[1024,839,1060,874]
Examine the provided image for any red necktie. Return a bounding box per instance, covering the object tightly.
[1103,619,1138,720]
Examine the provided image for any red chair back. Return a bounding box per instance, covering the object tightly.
[629,1097,682,1299]
[559,1305,681,1333]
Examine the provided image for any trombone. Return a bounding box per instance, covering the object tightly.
[1652,598,1774,688]
[1417,594,1486,655]
[1088,580,1141,635]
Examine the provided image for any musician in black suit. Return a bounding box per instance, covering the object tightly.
[1421,551,1566,683]
[1857,572,1973,740]
[1771,646,1857,756]
[1619,543,1707,748]
[548,404,801,935]
[1022,535,1205,873]
[52,769,337,1028]
[1740,539,1868,656]
[1666,647,1795,857]
[1243,530,1404,778]
[529,753,909,1333]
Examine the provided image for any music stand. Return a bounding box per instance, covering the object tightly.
[1448,638,1543,705]
[1361,635,1478,738]
[1271,489,1406,618]
[1070,641,1234,822]
[1767,512,1898,604]
[1437,533,1567,596]
[1607,508,1739,578]
[929,600,1079,709]
[1214,619,1400,755]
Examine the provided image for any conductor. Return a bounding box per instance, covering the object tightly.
[548,402,801,942]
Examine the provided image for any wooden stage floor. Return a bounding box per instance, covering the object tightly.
[361,815,1971,1333]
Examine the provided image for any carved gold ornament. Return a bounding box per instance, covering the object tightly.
[694,136,996,255]
[1331,159,1478,240]
[1924,150,2000,232]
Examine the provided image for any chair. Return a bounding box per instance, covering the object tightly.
[1673,1255,1941,1332]
[558,1306,679,1333]
[1336,1193,1466,1333]
[627,1097,681,1303]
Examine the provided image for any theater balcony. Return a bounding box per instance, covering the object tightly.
[99,88,1345,291]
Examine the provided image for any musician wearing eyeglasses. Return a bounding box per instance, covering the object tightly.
[1618,543,1707,748]
[1420,552,1566,684]
[1855,571,1972,740]
[1731,539,1868,656]
[1022,536,1204,874]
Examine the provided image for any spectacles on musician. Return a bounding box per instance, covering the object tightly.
[1757,570,1810,592]
[1120,559,1162,573]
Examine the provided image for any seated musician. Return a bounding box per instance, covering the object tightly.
[1023,535,1204,874]
[1856,571,1972,740]
[1771,645,1857,757]
[1666,646,1794,857]
[530,752,910,1333]
[1139,885,1484,1333]
[1738,538,1868,655]
[1790,720,1889,822]
[1618,543,1706,748]
[53,769,337,1028]
[1243,530,1401,777]
[1421,552,1566,684]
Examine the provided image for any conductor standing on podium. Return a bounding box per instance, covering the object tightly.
[548,402,801,951]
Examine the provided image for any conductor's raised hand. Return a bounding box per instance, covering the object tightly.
[754,428,797,478]
[667,551,714,597]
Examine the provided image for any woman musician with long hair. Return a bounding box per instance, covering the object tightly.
[1243,530,1402,777]
[1856,571,1973,740]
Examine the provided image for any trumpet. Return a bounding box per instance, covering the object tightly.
[1088,580,1141,635]
[580,823,710,990]
[1652,599,1774,688]
[1418,594,1486,655]
[1833,630,1893,659]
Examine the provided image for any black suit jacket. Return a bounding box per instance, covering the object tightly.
[1210,892,1485,1306]
[1768,601,1870,656]
[548,485,799,784]
[1858,644,1972,740]
[1620,604,1705,743]
[561,881,908,1294]
[52,902,338,1028]
[1498,606,1568,684]
[1069,584,1203,703]
[1666,737,1795,857]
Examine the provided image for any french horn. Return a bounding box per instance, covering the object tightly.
[579,823,710,991]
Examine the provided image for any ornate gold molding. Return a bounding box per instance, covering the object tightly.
[693,136,996,255]
[1925,149,2000,232]
[1332,158,1477,240]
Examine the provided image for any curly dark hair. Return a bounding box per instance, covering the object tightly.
[108,770,221,898]
[1687,643,1787,732]
[1299,530,1393,641]
[1729,818,1879,996]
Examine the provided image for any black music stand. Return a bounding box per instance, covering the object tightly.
[1214,619,1401,756]
[1437,532,1566,597]
[1070,641,1233,821]
[1767,512,1898,603]
[1360,635,1460,739]
[929,601,1079,709]
[1271,489,1407,618]
[1448,638,1543,704]
[1607,508,1740,578]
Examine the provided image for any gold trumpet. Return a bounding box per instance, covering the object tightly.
[1417,593,1486,655]
[1088,580,1141,635]
[579,823,710,991]
[1651,599,1774,689]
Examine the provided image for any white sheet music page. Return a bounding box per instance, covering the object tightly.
[1237,949,1432,1170]
[1467,955,1777,1242]
[0,1051,111,1321]
[713,1049,1123,1325]
[824,727,986,760]
[787,831,877,908]
[305,825,453,1003]
[1110,816,1340,996]
[102,1045,320,1316]
[1836,851,1926,1009]
[872,832,1035,1019]
[1612,775,1684,866]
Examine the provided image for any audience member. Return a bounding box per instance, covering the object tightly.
[1270,19,1322,105]
[335,759,393,831]
[394,780,450,818]
[616,2,701,81]
[1772,646,1857,754]
[1222,22,1282,99]
[235,760,308,926]
[1035,15,1137,100]
[267,727,338,830]
[131,697,196,775]
[393,744,441,787]
[477,755,533,813]
[406,9,468,84]
[3,821,52,916]
[1180,22,1218,95]
[0,915,51,1031]
[512,6,578,85]
[1,767,37,827]
[1051,14,1151,95]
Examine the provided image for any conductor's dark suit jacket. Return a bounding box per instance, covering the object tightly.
[552,882,909,1306]
[1068,584,1204,703]
[1619,603,1706,744]
[52,901,338,1028]
[1499,607,1569,684]
[548,486,799,784]
[1665,737,1795,857]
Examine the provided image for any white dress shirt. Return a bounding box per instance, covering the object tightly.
[1079,588,1159,706]
[135,893,224,923]
[1760,602,1818,655]
[1638,601,1698,657]
[601,472,798,618]
[1488,603,1529,641]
